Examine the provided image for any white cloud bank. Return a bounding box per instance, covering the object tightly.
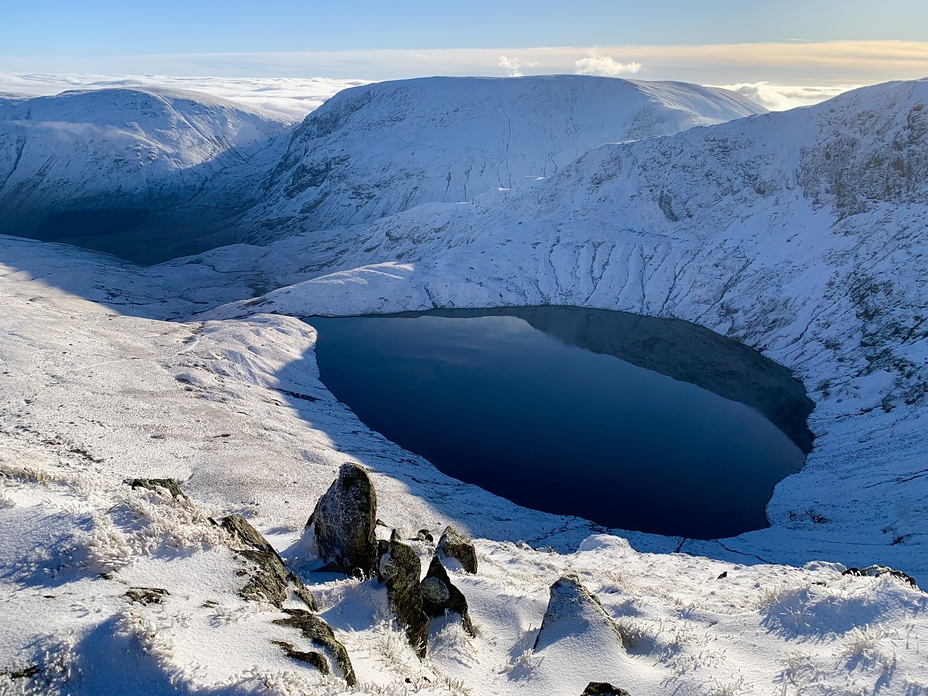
[0,73,369,120]
[574,49,642,77]
[715,81,865,111]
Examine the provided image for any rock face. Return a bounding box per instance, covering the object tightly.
[437,526,478,574]
[308,463,378,577]
[378,534,429,657]
[534,575,624,653]
[421,555,476,636]
[273,609,357,686]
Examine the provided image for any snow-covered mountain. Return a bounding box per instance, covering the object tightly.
[0,87,292,262]
[200,79,928,583]
[242,75,766,242]
[2,77,928,695]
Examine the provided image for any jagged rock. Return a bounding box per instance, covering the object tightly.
[307,463,378,577]
[843,565,919,589]
[128,478,186,499]
[379,537,429,657]
[534,575,624,652]
[272,640,329,674]
[421,555,475,636]
[437,526,477,574]
[582,683,631,696]
[273,609,356,686]
[222,514,280,557]
[288,571,319,611]
[125,587,169,605]
[222,514,289,608]
[414,529,434,543]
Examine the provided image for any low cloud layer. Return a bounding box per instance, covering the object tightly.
[715,81,864,111]
[0,73,369,120]
[574,49,642,77]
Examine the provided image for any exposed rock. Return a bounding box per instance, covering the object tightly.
[379,537,429,657]
[272,640,329,674]
[125,587,169,605]
[534,575,624,652]
[222,514,288,608]
[273,609,357,686]
[128,478,186,499]
[307,463,378,577]
[222,514,280,557]
[843,565,919,589]
[582,683,631,696]
[288,571,318,611]
[414,529,434,543]
[421,555,475,636]
[437,526,478,574]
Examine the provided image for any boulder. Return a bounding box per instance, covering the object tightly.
[534,575,624,652]
[582,683,631,696]
[437,526,478,574]
[273,609,356,686]
[379,535,429,657]
[222,513,288,608]
[128,478,186,499]
[272,640,329,674]
[421,555,475,636]
[308,463,378,577]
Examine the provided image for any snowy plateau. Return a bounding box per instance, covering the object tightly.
[0,74,926,695]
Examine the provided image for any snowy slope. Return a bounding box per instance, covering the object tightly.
[200,79,928,583]
[243,75,765,242]
[0,87,292,262]
[2,238,928,696]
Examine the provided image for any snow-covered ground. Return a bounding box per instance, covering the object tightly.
[2,76,928,694]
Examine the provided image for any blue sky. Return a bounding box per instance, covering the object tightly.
[5,0,928,54]
[2,0,927,103]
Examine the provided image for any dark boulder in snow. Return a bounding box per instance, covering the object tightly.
[273,609,356,686]
[581,683,631,696]
[534,575,624,652]
[421,555,475,636]
[307,463,378,577]
[437,526,478,574]
[379,533,429,657]
[222,513,307,609]
[128,478,186,499]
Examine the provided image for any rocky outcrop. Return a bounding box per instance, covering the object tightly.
[534,575,624,652]
[438,526,478,574]
[272,640,329,674]
[307,463,378,577]
[843,565,919,589]
[379,533,429,657]
[222,513,316,609]
[421,555,475,636]
[128,478,186,499]
[273,609,356,686]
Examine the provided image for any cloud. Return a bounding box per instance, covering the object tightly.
[714,81,864,111]
[574,49,642,77]
[0,73,369,120]
[498,56,523,77]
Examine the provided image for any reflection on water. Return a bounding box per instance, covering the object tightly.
[309,307,812,540]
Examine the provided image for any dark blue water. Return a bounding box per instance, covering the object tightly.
[309,308,809,539]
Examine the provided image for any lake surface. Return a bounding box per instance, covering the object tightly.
[309,307,812,539]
